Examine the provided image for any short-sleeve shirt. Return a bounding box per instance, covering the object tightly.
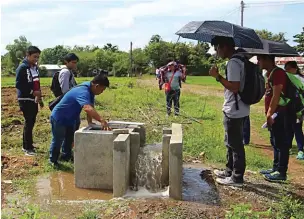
[165,70,182,90]
[265,67,287,114]
[51,82,95,126]
[223,56,250,118]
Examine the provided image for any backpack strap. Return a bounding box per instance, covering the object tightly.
[225,62,240,111]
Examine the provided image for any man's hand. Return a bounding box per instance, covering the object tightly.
[266,113,275,126]
[101,120,111,131]
[209,65,219,78]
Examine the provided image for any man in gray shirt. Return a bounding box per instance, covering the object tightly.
[209,36,249,187]
[59,53,79,162]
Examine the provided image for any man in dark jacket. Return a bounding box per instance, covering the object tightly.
[16,46,43,156]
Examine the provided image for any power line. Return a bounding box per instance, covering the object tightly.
[246,0,304,7]
[218,6,240,20]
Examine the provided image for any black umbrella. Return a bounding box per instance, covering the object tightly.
[238,39,300,57]
[175,20,263,49]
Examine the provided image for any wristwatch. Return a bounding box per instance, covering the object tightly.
[216,75,221,82]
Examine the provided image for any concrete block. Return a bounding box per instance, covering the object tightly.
[163,127,172,135]
[161,134,171,186]
[132,125,146,147]
[172,123,182,136]
[169,124,183,200]
[129,132,140,188]
[113,134,130,197]
[74,129,114,189]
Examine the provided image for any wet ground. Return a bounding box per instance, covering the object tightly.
[31,165,217,205]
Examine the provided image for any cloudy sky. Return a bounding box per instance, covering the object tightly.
[1,0,304,55]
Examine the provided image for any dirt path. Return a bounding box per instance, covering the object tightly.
[138,78,224,97]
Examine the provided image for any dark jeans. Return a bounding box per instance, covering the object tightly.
[50,117,75,163]
[19,101,38,150]
[286,120,304,152]
[61,117,80,159]
[166,89,180,115]
[269,112,292,176]
[223,114,246,183]
[243,116,251,144]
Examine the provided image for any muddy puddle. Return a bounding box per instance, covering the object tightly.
[34,172,112,203]
[33,165,219,206]
[183,164,220,205]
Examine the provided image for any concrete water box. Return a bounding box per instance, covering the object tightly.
[74,121,145,190]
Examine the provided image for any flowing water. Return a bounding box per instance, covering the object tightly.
[134,143,164,193]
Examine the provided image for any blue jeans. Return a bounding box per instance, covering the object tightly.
[61,117,80,159]
[50,117,75,163]
[166,89,180,115]
[243,116,250,144]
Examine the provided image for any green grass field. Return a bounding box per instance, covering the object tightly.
[1,76,271,170]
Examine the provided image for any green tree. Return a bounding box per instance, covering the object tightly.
[103,43,119,52]
[144,41,175,67]
[5,36,32,68]
[1,54,15,76]
[149,34,162,44]
[132,48,149,75]
[95,49,116,71]
[294,27,304,55]
[40,45,70,64]
[255,29,287,42]
[112,52,129,77]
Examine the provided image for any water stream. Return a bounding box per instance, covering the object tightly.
[134,143,164,193]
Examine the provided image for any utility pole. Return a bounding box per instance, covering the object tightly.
[240,1,244,27]
[129,41,133,77]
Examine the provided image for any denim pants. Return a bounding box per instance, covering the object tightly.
[61,117,80,159]
[269,112,292,176]
[166,89,180,115]
[243,116,251,144]
[49,117,75,163]
[287,120,304,152]
[223,114,246,183]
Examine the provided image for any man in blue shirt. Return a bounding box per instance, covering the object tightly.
[49,74,111,167]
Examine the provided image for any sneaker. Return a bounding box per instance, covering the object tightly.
[296,151,304,160]
[263,171,287,182]
[216,177,243,187]
[24,149,36,156]
[260,169,276,175]
[214,169,230,179]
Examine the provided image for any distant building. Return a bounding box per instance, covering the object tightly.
[39,64,66,77]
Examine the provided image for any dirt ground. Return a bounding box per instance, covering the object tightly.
[1,85,304,218]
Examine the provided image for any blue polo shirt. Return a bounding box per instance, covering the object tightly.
[51,82,95,126]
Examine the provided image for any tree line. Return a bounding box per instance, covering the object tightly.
[1,28,303,77]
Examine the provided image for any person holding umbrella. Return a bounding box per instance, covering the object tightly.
[208,36,249,187]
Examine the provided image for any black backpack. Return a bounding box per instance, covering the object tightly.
[226,55,266,110]
[50,70,73,98]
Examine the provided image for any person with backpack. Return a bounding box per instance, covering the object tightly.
[49,74,111,167]
[209,36,265,187]
[50,53,79,162]
[16,46,44,156]
[284,61,304,160]
[162,61,184,116]
[258,55,293,182]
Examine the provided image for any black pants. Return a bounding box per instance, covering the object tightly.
[223,114,246,183]
[269,112,292,176]
[166,89,180,115]
[19,100,38,150]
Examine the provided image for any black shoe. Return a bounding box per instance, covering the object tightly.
[263,172,287,182]
[24,149,36,156]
